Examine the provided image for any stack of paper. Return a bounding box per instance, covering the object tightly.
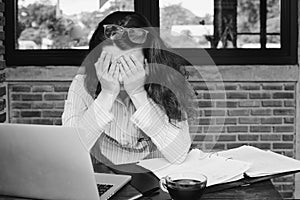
[138,146,300,186]
[138,149,251,186]
[218,145,300,177]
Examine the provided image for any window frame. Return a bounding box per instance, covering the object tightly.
[4,0,298,66]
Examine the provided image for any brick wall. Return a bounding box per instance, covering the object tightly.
[0,0,5,123]
[188,81,296,199]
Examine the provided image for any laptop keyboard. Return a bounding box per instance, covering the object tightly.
[97,184,114,196]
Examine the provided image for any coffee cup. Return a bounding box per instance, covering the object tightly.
[159,172,207,200]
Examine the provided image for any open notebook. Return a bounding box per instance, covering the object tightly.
[138,146,300,186]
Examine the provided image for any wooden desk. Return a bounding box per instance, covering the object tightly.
[95,163,283,200]
[0,164,284,200]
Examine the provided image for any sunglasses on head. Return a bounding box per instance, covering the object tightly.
[103,24,149,44]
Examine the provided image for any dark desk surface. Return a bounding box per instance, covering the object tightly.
[95,163,283,200]
[0,163,283,200]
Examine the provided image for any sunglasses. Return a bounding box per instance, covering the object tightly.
[103,24,149,44]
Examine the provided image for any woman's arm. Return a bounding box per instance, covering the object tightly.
[62,75,115,151]
[130,92,191,164]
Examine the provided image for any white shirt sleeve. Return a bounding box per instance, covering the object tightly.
[62,75,114,151]
[130,98,191,164]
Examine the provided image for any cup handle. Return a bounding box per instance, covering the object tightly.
[159,177,169,193]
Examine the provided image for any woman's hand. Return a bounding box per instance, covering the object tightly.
[95,51,120,99]
[119,55,148,96]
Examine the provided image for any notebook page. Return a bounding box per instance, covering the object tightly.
[218,145,300,177]
[138,149,250,186]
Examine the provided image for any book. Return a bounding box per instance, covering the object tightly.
[218,145,300,177]
[137,149,251,186]
[138,146,300,186]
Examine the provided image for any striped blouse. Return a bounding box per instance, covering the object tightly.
[62,74,191,165]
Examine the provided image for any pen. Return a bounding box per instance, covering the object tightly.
[127,193,143,200]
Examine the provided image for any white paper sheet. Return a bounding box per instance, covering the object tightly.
[218,145,300,177]
[138,149,251,186]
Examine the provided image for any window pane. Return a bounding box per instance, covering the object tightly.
[266,0,280,48]
[237,34,260,48]
[159,0,214,48]
[267,35,280,48]
[237,0,260,48]
[17,0,134,50]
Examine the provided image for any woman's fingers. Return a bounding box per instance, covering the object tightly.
[108,60,117,76]
[119,56,132,75]
[103,53,112,73]
[119,63,127,79]
[123,55,137,73]
[130,55,143,71]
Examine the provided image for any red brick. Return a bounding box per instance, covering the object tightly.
[249,93,271,99]
[10,119,32,124]
[284,100,295,107]
[284,117,294,124]
[44,94,66,101]
[0,72,5,82]
[11,94,21,101]
[239,117,260,124]
[262,84,283,90]
[54,119,62,125]
[11,111,20,118]
[284,84,295,91]
[22,94,43,101]
[204,143,226,151]
[11,102,31,109]
[0,112,5,122]
[227,126,248,133]
[260,134,281,141]
[228,109,250,116]
[216,101,238,108]
[32,85,53,92]
[238,134,259,141]
[215,118,237,125]
[239,101,260,107]
[192,135,214,142]
[273,175,294,182]
[203,93,226,99]
[273,126,294,133]
[31,119,53,125]
[216,84,237,90]
[54,85,70,92]
[54,102,65,109]
[189,126,202,133]
[204,110,226,116]
[282,135,294,141]
[274,109,295,116]
[42,110,63,118]
[273,92,294,99]
[273,143,294,149]
[226,92,248,99]
[12,86,31,92]
[251,109,272,116]
[216,135,236,142]
[32,102,54,109]
[262,101,282,107]
[0,86,5,96]
[0,16,5,26]
[20,111,41,118]
[197,101,213,108]
[0,99,5,111]
[250,126,272,132]
[203,126,225,133]
[240,84,260,90]
[198,118,213,125]
[261,117,282,124]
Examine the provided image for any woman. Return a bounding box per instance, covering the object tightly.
[62,11,195,165]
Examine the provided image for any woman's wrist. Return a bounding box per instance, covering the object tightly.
[130,90,148,109]
[96,91,117,112]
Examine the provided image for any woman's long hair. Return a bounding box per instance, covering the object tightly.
[81,11,195,122]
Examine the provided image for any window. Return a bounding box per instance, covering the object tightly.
[5,0,297,66]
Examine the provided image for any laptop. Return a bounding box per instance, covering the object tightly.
[0,123,131,200]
